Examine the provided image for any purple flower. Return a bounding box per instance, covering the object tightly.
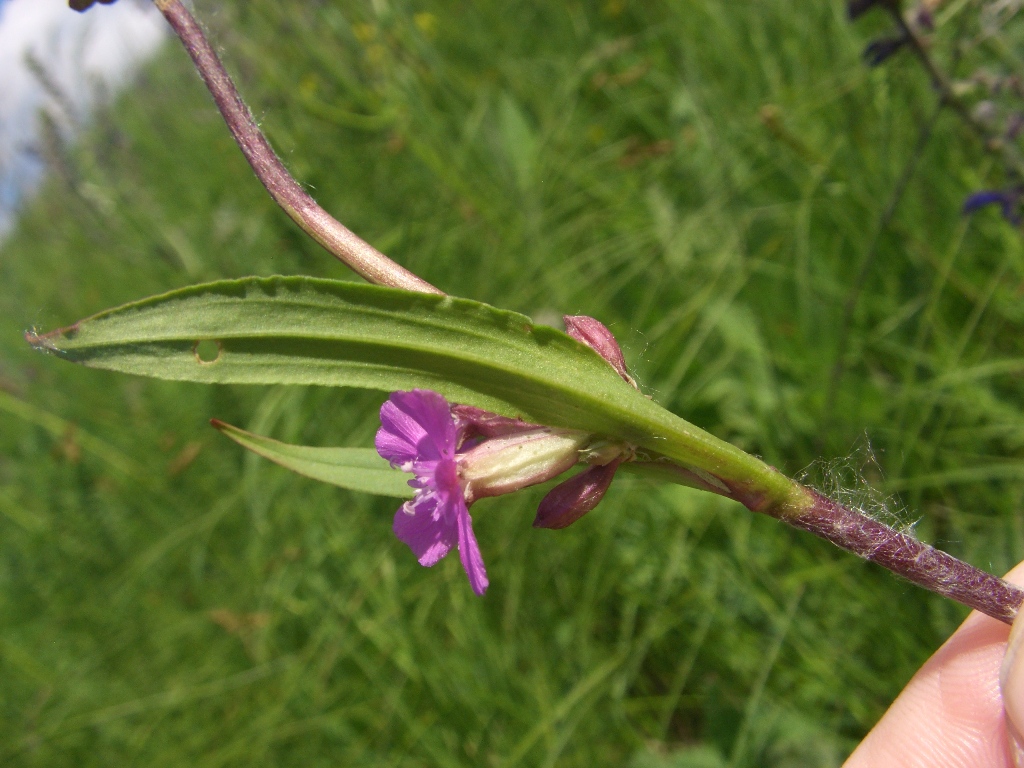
[962,187,1023,226]
[376,389,489,595]
[377,390,631,595]
[914,5,935,32]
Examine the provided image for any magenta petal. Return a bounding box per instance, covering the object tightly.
[533,459,621,530]
[455,503,489,595]
[376,390,456,466]
[376,389,492,595]
[393,494,456,567]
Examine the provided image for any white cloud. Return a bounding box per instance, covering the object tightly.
[0,0,165,235]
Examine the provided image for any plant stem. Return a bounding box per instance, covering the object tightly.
[636,459,1024,624]
[793,491,1023,624]
[152,0,442,295]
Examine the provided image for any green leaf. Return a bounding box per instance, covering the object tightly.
[25,276,632,429]
[26,276,802,507]
[211,419,413,498]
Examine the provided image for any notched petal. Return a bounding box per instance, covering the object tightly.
[393,498,456,567]
[376,389,456,466]
[455,503,488,596]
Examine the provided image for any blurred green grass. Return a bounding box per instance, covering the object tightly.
[1,0,1023,765]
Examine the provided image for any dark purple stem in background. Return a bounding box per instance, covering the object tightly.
[884,5,1024,182]
[153,0,442,295]
[792,491,1023,624]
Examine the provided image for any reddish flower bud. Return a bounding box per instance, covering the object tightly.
[533,458,622,530]
[563,315,636,387]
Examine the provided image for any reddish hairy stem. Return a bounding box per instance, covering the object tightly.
[152,0,442,295]
[786,491,1023,624]
[640,460,1024,623]
[885,6,1024,181]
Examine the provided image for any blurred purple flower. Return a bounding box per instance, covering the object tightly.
[912,3,935,31]
[863,34,909,67]
[69,0,118,11]
[962,187,1023,225]
[1007,112,1024,141]
[847,0,902,21]
[847,0,882,20]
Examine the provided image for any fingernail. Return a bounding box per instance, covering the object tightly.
[1001,612,1024,765]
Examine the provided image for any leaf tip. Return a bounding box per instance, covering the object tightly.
[25,324,77,356]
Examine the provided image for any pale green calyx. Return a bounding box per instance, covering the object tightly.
[459,429,591,503]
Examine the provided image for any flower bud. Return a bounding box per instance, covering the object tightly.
[563,315,637,388]
[533,458,622,529]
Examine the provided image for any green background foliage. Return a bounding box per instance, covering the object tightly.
[1,0,1023,764]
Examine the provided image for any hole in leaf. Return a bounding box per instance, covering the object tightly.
[193,339,222,364]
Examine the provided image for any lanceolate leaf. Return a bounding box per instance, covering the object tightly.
[211,419,413,498]
[26,277,799,505]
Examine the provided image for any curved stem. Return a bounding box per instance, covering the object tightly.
[152,0,442,295]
